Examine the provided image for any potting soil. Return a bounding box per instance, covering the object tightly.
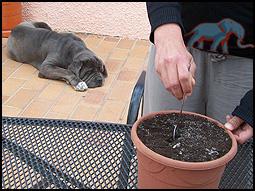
[137,113,232,162]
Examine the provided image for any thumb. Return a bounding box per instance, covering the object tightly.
[186,77,195,97]
[226,114,232,122]
[191,77,195,87]
[224,116,244,131]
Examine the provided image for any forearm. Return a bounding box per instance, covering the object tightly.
[232,89,253,127]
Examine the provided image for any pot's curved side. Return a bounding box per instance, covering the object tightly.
[136,150,226,188]
[131,110,238,189]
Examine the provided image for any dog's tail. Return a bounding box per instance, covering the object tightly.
[32,22,52,31]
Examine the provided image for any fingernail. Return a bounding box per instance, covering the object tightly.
[224,123,233,130]
[226,115,231,121]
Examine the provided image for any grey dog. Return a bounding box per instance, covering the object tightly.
[7,21,108,91]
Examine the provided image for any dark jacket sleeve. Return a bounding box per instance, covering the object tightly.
[232,89,253,127]
[146,2,184,43]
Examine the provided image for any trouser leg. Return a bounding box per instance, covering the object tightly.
[206,53,253,123]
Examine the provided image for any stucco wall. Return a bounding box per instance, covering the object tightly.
[22,2,151,40]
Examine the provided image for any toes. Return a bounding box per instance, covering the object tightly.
[74,81,88,91]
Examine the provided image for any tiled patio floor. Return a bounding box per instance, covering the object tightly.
[2,34,150,124]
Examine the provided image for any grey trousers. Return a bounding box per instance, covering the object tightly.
[143,44,253,124]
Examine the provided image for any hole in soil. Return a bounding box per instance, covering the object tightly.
[167,128,181,143]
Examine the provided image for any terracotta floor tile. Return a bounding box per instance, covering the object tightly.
[45,112,70,119]
[129,42,150,59]
[85,34,104,49]
[80,89,106,105]
[49,92,81,114]
[10,64,37,80]
[20,99,53,118]
[62,86,74,94]
[96,40,117,54]
[143,56,149,68]
[117,69,139,82]
[95,100,126,123]
[107,81,134,102]
[23,74,49,91]
[38,83,66,101]
[50,103,77,115]
[3,77,26,96]
[117,103,129,124]
[2,95,10,104]
[2,38,8,47]
[104,59,124,74]
[2,72,8,82]
[117,38,135,49]
[70,104,99,121]
[4,59,22,69]
[50,79,68,87]
[2,66,17,81]
[58,91,82,104]
[104,36,120,42]
[2,106,22,117]
[86,86,108,94]
[123,57,146,70]
[101,73,116,90]
[94,52,109,62]
[2,47,8,63]
[75,33,88,41]
[143,64,148,71]
[135,39,150,47]
[109,48,129,60]
[4,88,38,109]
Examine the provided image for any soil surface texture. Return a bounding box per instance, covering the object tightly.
[137,113,232,162]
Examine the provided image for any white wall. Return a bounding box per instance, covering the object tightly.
[22,2,151,40]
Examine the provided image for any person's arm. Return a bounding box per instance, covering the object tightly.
[225,89,253,144]
[146,2,184,43]
[146,2,195,100]
[232,89,253,127]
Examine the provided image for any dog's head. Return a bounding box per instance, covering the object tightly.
[70,51,108,88]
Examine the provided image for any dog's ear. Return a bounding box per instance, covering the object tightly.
[93,56,107,77]
[102,65,108,78]
[70,51,92,77]
[68,60,83,77]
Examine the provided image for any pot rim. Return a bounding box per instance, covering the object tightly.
[131,110,238,170]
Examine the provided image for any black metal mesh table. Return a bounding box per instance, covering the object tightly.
[2,117,253,189]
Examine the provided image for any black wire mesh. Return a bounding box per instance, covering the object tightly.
[2,117,253,189]
[219,139,253,189]
[2,117,137,189]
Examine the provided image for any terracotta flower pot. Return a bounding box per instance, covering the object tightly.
[131,110,238,189]
[2,2,22,38]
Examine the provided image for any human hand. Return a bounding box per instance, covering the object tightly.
[224,115,253,144]
[154,23,196,100]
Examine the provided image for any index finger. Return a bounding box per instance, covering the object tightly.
[189,58,196,79]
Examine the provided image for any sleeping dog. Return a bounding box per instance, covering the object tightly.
[7,21,107,91]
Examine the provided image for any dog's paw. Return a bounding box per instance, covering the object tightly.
[74,81,88,91]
